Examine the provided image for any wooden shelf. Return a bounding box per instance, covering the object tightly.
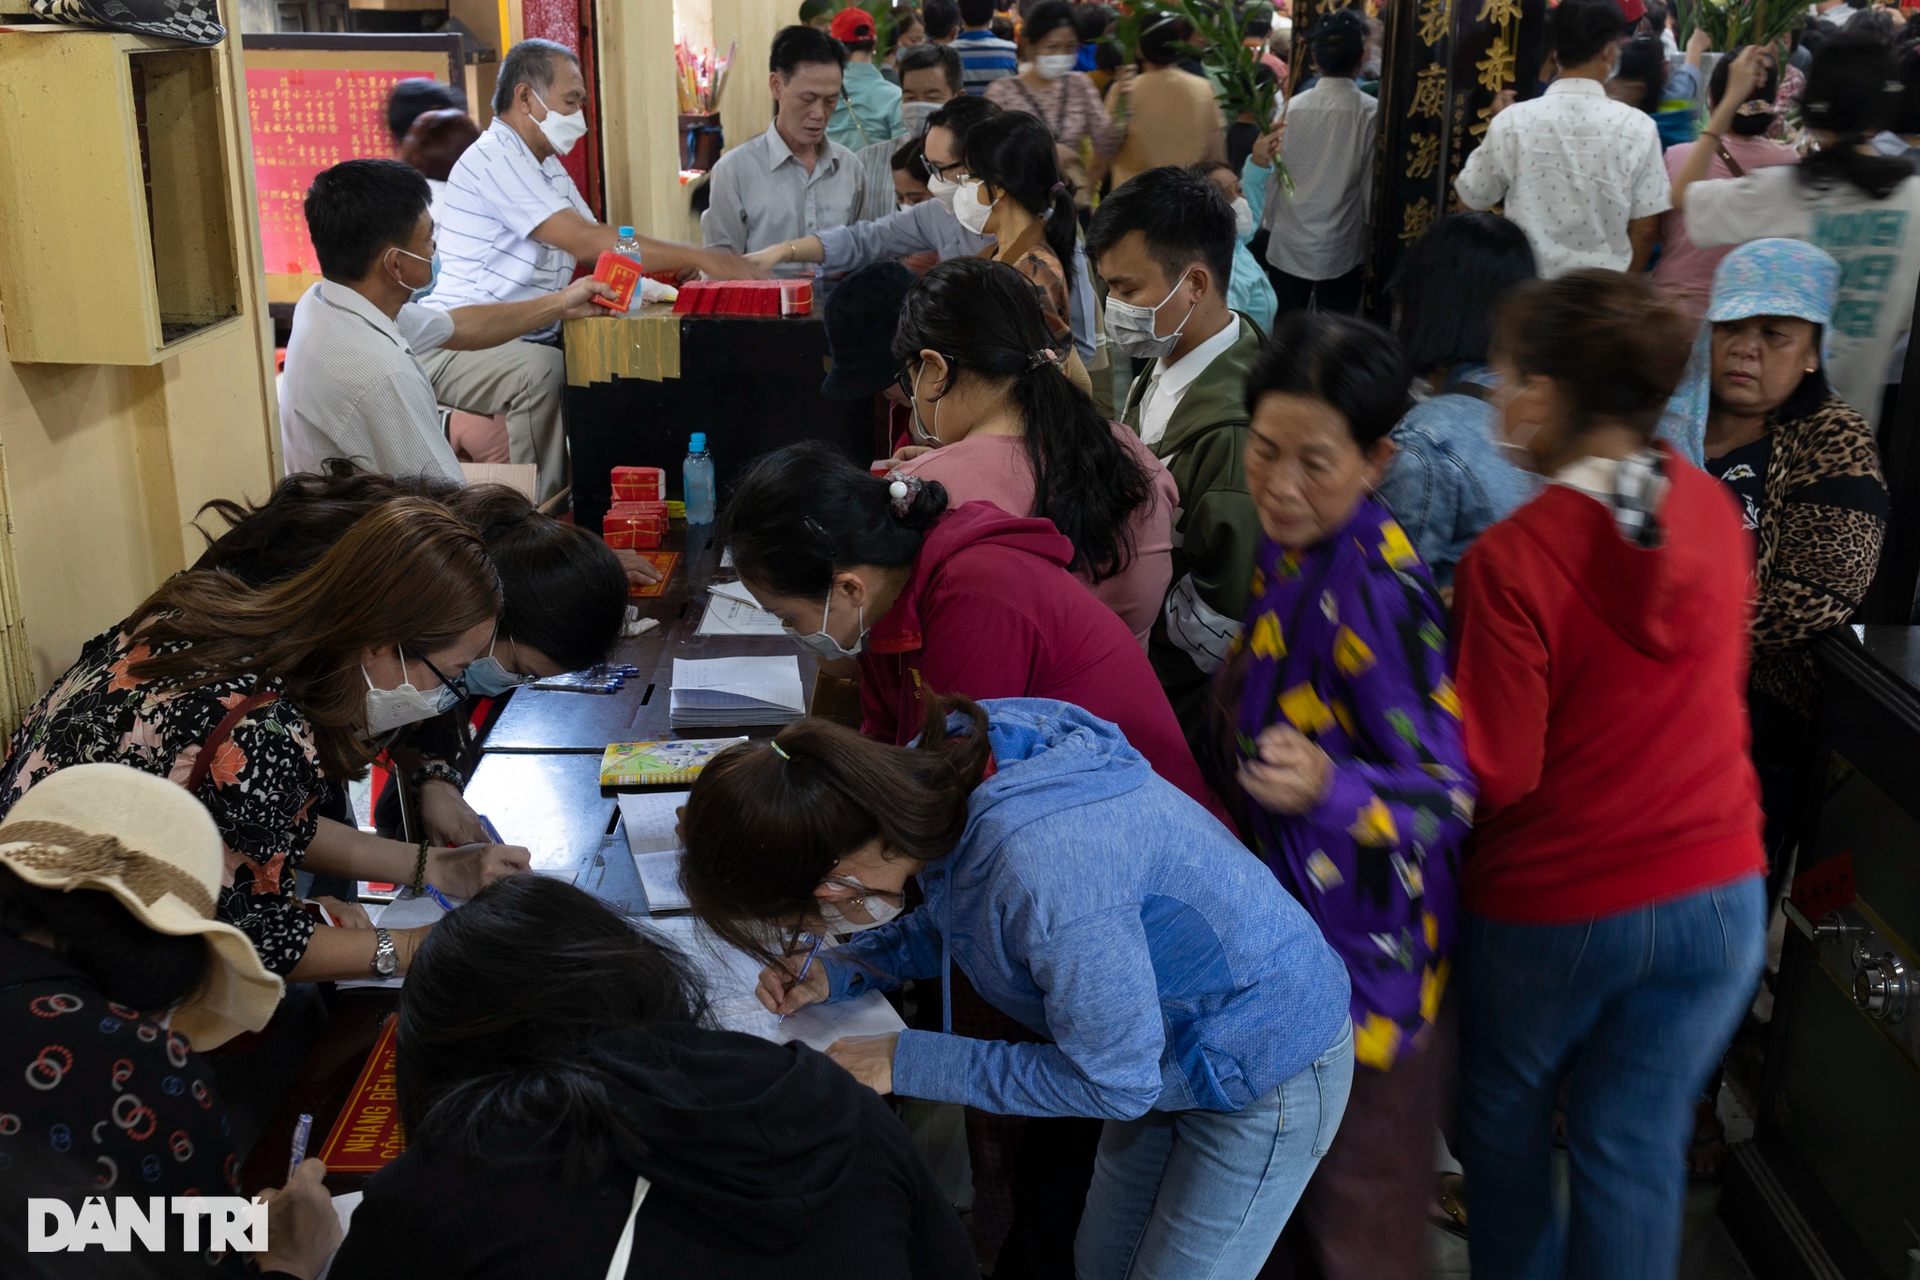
[0,32,243,365]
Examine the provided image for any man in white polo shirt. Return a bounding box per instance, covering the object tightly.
[427,38,757,501]
[280,159,612,485]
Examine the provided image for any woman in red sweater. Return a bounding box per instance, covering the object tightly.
[1450,271,1767,1280]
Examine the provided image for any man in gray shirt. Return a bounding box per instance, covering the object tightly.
[702,25,866,263]
[744,95,1099,365]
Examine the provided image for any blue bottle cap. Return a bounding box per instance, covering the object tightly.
[689,432,708,452]
[618,225,635,237]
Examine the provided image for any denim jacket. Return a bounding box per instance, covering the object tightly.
[1375,365,1537,587]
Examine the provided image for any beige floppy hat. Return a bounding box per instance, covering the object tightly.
[0,763,284,1050]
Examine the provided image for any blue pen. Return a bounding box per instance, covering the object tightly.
[780,934,823,1023]
[423,884,456,912]
[477,815,504,844]
[288,1112,312,1182]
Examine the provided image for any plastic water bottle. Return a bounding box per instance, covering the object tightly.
[683,433,716,525]
[615,225,643,270]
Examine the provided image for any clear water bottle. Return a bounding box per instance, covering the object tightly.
[683,433,716,525]
[615,225,643,270]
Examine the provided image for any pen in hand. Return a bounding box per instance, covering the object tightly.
[288,1112,312,1183]
[423,884,455,912]
[780,933,823,1023]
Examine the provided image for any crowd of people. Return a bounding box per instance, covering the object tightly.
[1,1,1914,1278]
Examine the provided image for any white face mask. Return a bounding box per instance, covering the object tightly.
[1035,53,1078,81]
[1497,418,1543,472]
[954,179,996,236]
[1232,196,1255,239]
[899,199,917,214]
[1104,268,1197,360]
[531,88,588,156]
[784,586,867,660]
[900,99,940,137]
[816,876,904,932]
[909,359,944,446]
[926,169,962,217]
[362,649,461,737]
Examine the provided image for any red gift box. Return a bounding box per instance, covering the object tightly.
[671,279,814,318]
[604,502,668,549]
[611,466,665,502]
[591,251,643,311]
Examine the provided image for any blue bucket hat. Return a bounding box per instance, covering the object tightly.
[1656,239,1841,466]
[1706,238,1841,366]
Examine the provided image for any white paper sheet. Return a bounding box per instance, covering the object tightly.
[631,917,905,1050]
[695,593,789,637]
[710,579,757,605]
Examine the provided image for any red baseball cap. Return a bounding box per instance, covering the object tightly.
[832,8,876,40]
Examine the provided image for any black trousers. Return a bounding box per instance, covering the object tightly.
[1269,264,1365,316]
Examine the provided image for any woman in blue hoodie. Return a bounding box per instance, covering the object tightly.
[681,695,1354,1280]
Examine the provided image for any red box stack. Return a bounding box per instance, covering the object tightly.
[604,501,669,549]
[671,279,814,317]
[611,465,665,502]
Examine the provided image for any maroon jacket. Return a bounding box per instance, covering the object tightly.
[859,501,1225,822]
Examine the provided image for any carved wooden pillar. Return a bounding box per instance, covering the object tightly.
[1360,0,1548,316]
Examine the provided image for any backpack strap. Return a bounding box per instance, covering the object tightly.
[184,690,281,796]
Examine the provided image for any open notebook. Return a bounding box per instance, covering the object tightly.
[617,789,691,912]
[669,656,805,729]
[634,916,904,1052]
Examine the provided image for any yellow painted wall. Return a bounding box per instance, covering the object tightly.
[601,0,789,245]
[0,1,280,704]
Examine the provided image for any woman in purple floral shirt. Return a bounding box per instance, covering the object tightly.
[1208,312,1472,1280]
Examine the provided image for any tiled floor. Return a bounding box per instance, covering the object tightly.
[1425,1179,1755,1278]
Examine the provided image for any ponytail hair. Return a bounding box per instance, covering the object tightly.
[963,111,1079,292]
[894,257,1152,583]
[1799,31,1911,200]
[721,440,949,598]
[681,695,993,967]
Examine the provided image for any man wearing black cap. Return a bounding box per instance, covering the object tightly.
[819,262,917,455]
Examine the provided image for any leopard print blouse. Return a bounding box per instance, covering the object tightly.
[1750,396,1889,718]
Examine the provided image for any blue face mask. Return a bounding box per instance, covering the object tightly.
[409,252,440,304]
[462,634,533,697]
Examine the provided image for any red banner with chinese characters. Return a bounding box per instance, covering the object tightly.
[246,68,423,280]
[316,1013,405,1174]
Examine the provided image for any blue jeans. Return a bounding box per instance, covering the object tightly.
[1075,1020,1354,1280]
[1459,876,1766,1280]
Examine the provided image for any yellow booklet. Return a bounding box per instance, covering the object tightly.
[599,737,748,787]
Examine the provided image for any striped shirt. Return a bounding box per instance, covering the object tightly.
[279,280,465,482]
[428,120,594,339]
[955,29,1018,95]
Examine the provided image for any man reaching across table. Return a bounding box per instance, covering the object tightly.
[427,38,760,503]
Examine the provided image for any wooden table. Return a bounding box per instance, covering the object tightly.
[246,524,824,1192]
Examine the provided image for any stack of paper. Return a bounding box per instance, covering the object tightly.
[618,790,691,912]
[669,655,805,729]
[696,580,788,636]
[634,916,906,1051]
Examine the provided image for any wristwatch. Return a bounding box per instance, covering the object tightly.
[370,927,398,978]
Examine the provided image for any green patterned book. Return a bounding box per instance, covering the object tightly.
[599,737,748,787]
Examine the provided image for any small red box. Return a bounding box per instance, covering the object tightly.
[611,466,665,502]
[870,459,895,477]
[604,504,668,550]
[591,251,643,311]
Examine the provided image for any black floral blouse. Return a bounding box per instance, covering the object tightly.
[0,624,323,975]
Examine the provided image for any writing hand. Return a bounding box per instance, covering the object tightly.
[755,950,830,1016]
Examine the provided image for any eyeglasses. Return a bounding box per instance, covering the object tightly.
[895,356,952,402]
[416,651,467,700]
[920,153,967,182]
